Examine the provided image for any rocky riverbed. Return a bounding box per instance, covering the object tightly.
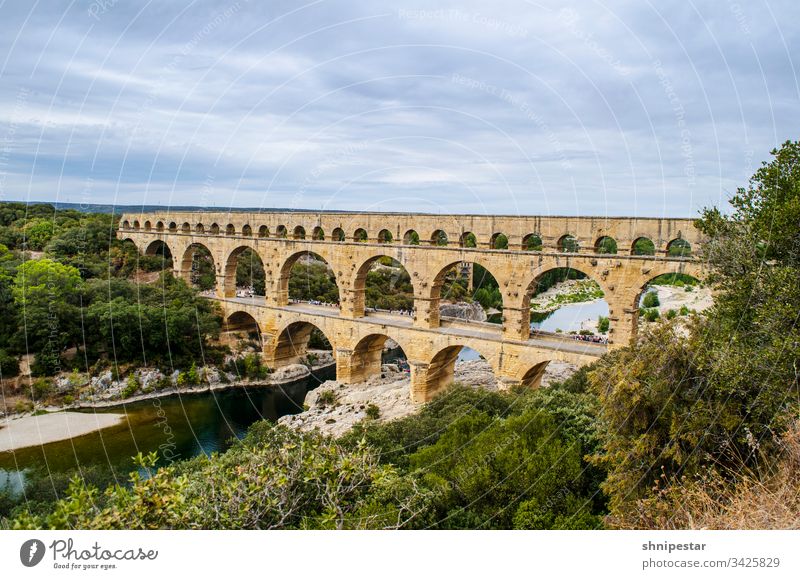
[278,358,578,437]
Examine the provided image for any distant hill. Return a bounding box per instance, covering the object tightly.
[4,201,334,214]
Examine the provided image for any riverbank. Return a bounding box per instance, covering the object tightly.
[279,358,578,437]
[0,411,126,452]
[0,359,336,452]
[74,359,336,410]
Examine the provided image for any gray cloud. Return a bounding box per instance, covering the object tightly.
[0,0,797,216]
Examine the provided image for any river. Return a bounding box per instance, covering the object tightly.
[531,299,609,333]
[0,365,335,497]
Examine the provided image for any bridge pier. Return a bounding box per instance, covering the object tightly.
[502,306,531,341]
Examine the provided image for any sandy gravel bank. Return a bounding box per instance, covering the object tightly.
[0,411,126,452]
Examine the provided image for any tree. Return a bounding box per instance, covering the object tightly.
[12,259,83,371]
[23,218,54,250]
[592,141,800,521]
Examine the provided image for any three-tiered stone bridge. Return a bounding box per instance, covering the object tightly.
[118,211,705,402]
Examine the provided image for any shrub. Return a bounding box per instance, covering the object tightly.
[642,291,660,308]
[365,403,381,420]
[317,389,339,408]
[121,373,140,398]
[0,349,20,377]
[643,308,660,322]
[186,362,200,385]
[597,316,610,333]
[665,309,677,320]
[30,378,52,401]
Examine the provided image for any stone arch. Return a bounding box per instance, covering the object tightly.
[278,250,340,308]
[275,225,287,238]
[430,229,448,246]
[225,223,236,235]
[634,269,704,329]
[342,333,407,383]
[168,221,177,233]
[293,225,306,240]
[144,220,152,231]
[258,225,269,238]
[403,229,420,245]
[377,229,393,243]
[241,224,252,237]
[667,238,691,257]
[180,243,216,290]
[132,220,140,230]
[144,239,172,257]
[181,222,191,233]
[351,254,415,318]
[520,266,610,340]
[594,236,618,254]
[223,245,265,298]
[312,226,325,240]
[156,221,165,232]
[631,237,655,255]
[353,228,368,242]
[491,232,509,249]
[122,219,130,229]
[557,234,579,253]
[414,343,498,402]
[460,232,477,248]
[268,321,335,367]
[331,227,345,241]
[195,223,205,234]
[427,258,504,328]
[210,223,220,234]
[522,233,543,251]
[222,311,262,347]
[519,360,550,388]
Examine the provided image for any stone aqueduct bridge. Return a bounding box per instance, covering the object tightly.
[119,211,705,402]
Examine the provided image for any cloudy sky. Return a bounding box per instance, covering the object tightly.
[0,0,797,216]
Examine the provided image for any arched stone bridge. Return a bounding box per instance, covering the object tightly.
[119,211,705,402]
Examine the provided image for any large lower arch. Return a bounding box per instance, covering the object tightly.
[267,321,335,367]
[351,254,414,318]
[425,259,503,328]
[221,311,263,350]
[519,360,550,388]
[144,239,172,257]
[279,251,340,309]
[223,245,265,298]
[180,243,216,290]
[411,343,498,402]
[339,333,406,383]
[634,270,704,331]
[518,266,609,341]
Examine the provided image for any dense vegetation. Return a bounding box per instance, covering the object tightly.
[588,140,800,526]
[5,373,605,529]
[0,204,222,379]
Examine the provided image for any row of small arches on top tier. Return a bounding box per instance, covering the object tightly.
[120,220,691,256]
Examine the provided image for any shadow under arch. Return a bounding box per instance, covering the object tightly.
[268,320,335,368]
[344,333,408,383]
[279,250,340,309]
[222,310,262,348]
[351,253,414,318]
[145,239,172,257]
[417,342,499,401]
